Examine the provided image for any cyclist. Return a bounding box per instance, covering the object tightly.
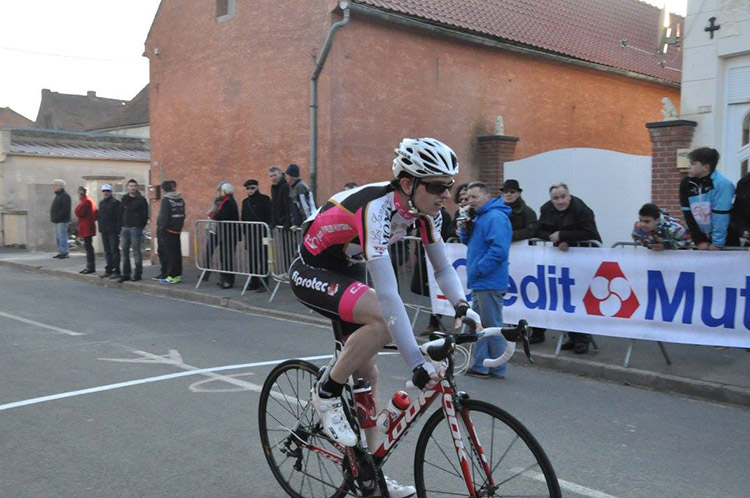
[290,137,481,496]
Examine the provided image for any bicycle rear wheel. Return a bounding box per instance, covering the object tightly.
[258,359,349,498]
[414,398,561,497]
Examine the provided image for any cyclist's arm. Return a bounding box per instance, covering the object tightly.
[423,239,466,306]
[366,256,424,370]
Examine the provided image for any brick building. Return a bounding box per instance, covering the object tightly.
[145,0,682,229]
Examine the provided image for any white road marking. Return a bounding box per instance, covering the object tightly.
[513,468,622,498]
[0,353,334,412]
[0,311,84,336]
[99,349,184,364]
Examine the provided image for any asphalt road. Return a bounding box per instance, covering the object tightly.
[1,265,749,498]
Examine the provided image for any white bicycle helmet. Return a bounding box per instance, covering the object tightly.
[393,137,459,178]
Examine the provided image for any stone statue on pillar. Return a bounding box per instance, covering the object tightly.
[494,115,505,135]
[660,97,679,121]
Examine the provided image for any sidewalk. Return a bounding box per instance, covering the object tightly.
[2,248,749,408]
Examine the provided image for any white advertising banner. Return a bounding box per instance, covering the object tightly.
[426,244,750,347]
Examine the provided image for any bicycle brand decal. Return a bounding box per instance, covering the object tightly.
[379,387,440,452]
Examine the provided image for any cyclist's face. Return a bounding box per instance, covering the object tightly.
[412,175,453,216]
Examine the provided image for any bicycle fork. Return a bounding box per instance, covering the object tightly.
[440,387,496,497]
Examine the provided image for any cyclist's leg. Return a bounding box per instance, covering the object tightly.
[329,288,389,384]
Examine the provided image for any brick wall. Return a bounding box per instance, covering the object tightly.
[645,120,696,216]
[145,1,681,260]
[477,135,519,195]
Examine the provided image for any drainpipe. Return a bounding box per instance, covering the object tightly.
[310,1,350,202]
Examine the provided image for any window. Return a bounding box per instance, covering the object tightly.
[216,0,235,21]
[743,112,749,148]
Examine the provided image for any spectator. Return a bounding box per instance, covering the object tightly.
[459,181,512,379]
[537,182,601,353]
[632,203,690,250]
[502,179,547,344]
[452,183,470,239]
[50,179,71,259]
[286,163,316,228]
[199,181,227,283]
[119,179,149,283]
[344,182,358,190]
[157,181,186,284]
[74,186,97,274]
[209,182,240,289]
[241,179,272,291]
[680,147,736,250]
[269,166,291,229]
[730,171,750,245]
[97,184,122,279]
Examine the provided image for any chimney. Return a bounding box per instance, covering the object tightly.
[87,91,97,98]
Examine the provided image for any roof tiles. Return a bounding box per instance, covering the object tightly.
[352,0,682,83]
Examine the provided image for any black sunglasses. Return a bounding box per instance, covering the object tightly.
[421,180,455,195]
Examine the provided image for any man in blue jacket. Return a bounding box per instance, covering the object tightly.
[459,181,512,379]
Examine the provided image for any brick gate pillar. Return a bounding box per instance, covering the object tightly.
[477,135,519,195]
[645,119,697,216]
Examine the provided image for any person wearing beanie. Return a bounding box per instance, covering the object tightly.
[241,179,272,291]
[97,184,122,279]
[50,179,72,259]
[269,167,291,229]
[157,180,185,284]
[285,163,316,228]
[74,186,97,274]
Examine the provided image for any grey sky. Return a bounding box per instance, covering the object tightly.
[0,0,685,122]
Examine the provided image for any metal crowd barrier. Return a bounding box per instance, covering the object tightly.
[193,220,272,295]
[268,226,304,302]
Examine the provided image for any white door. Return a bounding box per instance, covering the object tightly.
[724,62,750,184]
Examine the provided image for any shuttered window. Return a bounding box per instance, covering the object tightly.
[728,66,750,104]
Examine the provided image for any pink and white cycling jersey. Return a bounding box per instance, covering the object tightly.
[301,182,442,267]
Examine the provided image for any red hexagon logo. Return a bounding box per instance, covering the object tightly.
[583,262,640,318]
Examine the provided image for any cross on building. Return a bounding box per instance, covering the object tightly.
[705,17,720,39]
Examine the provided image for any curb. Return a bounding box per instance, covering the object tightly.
[2,259,749,408]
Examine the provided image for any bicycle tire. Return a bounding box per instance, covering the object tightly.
[414,398,562,498]
[258,359,349,498]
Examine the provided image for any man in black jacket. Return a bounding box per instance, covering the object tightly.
[119,179,149,282]
[241,179,272,291]
[537,183,601,353]
[501,179,547,344]
[97,184,122,279]
[157,181,185,284]
[50,179,71,258]
[269,166,290,229]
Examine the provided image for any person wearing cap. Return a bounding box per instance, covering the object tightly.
[501,179,546,343]
[241,179,272,291]
[97,184,122,279]
[269,167,291,229]
[74,186,97,274]
[50,179,72,259]
[285,163,316,229]
[157,181,185,284]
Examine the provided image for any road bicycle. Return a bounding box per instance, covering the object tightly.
[258,319,562,497]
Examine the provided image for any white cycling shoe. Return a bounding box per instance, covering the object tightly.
[372,476,416,497]
[310,387,358,447]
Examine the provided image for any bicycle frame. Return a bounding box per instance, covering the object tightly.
[299,378,494,497]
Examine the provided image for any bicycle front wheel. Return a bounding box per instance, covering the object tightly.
[258,359,348,498]
[414,398,561,497]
